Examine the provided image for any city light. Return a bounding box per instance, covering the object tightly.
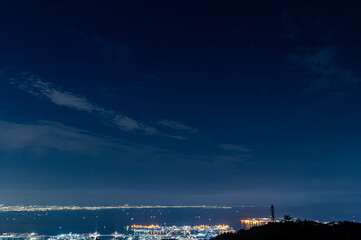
[0,224,235,240]
[0,205,231,212]
[241,218,273,229]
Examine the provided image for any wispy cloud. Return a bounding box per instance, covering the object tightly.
[0,119,249,172]
[0,118,255,193]
[0,119,165,164]
[115,115,159,134]
[0,68,194,139]
[157,119,198,134]
[288,45,361,97]
[3,69,98,112]
[280,10,361,98]
[0,120,118,155]
[44,90,95,112]
[218,143,252,152]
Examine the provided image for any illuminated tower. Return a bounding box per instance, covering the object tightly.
[270,204,275,222]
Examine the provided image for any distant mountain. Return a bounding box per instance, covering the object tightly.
[211,221,361,240]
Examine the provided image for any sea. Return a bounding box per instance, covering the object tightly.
[0,207,268,235]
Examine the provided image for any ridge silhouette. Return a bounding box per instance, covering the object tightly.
[211,221,361,240]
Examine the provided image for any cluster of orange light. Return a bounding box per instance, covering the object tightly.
[214,224,232,229]
[241,219,269,228]
[194,224,212,228]
[131,224,160,229]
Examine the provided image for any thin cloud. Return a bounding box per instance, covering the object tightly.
[0,119,248,169]
[157,119,198,133]
[2,69,97,112]
[0,68,194,138]
[0,120,116,155]
[218,143,252,152]
[46,90,96,112]
[115,115,143,131]
[0,119,164,160]
[288,46,361,97]
[163,134,187,140]
[115,115,159,135]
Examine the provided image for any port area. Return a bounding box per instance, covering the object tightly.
[240,218,273,229]
[0,224,235,240]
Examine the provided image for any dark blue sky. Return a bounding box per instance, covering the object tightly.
[1,0,361,220]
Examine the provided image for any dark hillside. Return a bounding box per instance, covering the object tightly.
[211,221,361,240]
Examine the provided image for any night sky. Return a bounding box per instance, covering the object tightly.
[1,1,361,219]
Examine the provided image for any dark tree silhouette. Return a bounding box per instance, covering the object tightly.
[284,215,292,221]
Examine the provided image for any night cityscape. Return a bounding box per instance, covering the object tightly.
[1,1,361,239]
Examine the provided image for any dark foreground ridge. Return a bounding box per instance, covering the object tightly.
[211,221,361,240]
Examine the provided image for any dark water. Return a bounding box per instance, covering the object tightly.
[0,207,268,234]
